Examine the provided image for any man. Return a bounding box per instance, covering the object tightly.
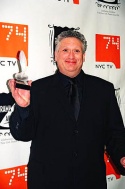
[9,30,125,189]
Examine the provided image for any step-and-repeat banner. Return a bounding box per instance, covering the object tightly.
[0,0,125,188]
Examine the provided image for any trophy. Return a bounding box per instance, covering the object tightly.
[14,50,30,90]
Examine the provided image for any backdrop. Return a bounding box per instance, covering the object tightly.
[0,0,125,188]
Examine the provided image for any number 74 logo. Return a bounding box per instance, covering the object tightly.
[0,22,28,62]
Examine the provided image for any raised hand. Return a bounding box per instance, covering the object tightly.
[8,79,32,107]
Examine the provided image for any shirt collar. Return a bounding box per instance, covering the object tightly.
[57,70,84,87]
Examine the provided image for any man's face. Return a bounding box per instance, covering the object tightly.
[55,37,85,78]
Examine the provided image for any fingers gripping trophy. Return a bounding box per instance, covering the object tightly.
[14,50,30,90]
[8,51,31,107]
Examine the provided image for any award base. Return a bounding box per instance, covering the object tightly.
[16,81,30,90]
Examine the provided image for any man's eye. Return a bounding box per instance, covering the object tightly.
[75,49,80,53]
[63,49,68,52]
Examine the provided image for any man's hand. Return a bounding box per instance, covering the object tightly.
[8,79,32,107]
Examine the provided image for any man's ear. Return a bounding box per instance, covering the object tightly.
[83,53,85,62]
[54,51,57,62]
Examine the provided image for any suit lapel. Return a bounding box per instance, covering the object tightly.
[75,72,87,121]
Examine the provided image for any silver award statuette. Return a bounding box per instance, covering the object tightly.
[14,50,30,90]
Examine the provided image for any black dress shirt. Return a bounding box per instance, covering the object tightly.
[57,70,83,104]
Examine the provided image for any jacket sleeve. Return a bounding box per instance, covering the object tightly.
[9,103,35,142]
[106,84,125,175]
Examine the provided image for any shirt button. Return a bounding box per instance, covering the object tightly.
[74,152,78,158]
[74,130,78,134]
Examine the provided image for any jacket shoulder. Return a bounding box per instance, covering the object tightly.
[84,73,114,89]
[31,74,55,90]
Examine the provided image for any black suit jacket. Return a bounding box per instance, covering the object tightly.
[10,71,125,189]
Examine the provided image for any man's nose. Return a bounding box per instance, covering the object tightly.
[68,50,75,58]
